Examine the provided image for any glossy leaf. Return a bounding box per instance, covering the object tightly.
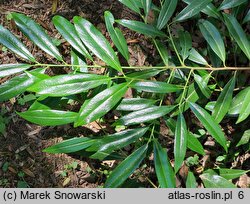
[174,114,187,173]
[189,102,228,152]
[154,40,169,66]
[71,50,87,73]
[219,0,247,10]
[116,19,167,38]
[157,0,177,29]
[237,88,250,123]
[43,137,95,153]
[200,172,236,188]
[179,31,192,61]
[12,13,63,61]
[28,74,110,97]
[0,64,31,78]
[131,81,182,93]
[187,132,205,155]
[218,168,249,180]
[0,24,36,62]
[186,171,197,188]
[75,83,128,126]
[88,127,149,160]
[154,140,175,188]
[223,13,250,60]
[212,77,235,123]
[236,130,250,147]
[104,11,129,61]
[18,110,77,126]
[175,0,212,22]
[74,16,122,72]
[199,20,226,63]
[53,15,92,60]
[115,105,175,126]
[141,0,152,17]
[104,144,148,187]
[116,98,156,111]
[188,48,208,65]
[0,69,44,102]
[118,0,141,14]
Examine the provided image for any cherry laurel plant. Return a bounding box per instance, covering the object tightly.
[0,0,250,188]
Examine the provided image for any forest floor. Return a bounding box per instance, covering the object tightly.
[0,0,249,188]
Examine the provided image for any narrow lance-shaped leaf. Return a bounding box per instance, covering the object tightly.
[199,20,226,63]
[154,140,175,188]
[174,113,187,173]
[219,0,247,10]
[237,88,250,123]
[0,25,36,62]
[175,0,212,22]
[43,137,95,153]
[116,19,167,38]
[189,102,228,152]
[28,74,111,97]
[223,13,250,60]
[71,50,88,73]
[88,127,149,160]
[212,77,235,123]
[53,15,92,60]
[75,83,128,127]
[11,12,63,61]
[104,144,148,188]
[74,16,122,72]
[186,171,197,188]
[0,64,31,78]
[104,11,129,61]
[114,105,175,126]
[116,98,156,111]
[17,110,78,126]
[157,0,177,30]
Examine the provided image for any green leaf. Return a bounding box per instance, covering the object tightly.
[236,129,250,147]
[53,15,92,60]
[156,0,177,29]
[118,0,141,14]
[141,0,152,18]
[188,48,208,65]
[28,74,110,97]
[75,83,128,126]
[174,113,187,173]
[219,0,247,10]
[187,132,205,155]
[116,19,167,38]
[12,12,63,61]
[179,31,192,61]
[199,20,226,63]
[175,0,212,22]
[189,102,228,152]
[243,9,250,24]
[17,110,77,126]
[218,168,249,180]
[223,13,250,60]
[104,144,148,188]
[237,88,250,123]
[212,77,235,123]
[131,81,182,93]
[115,105,175,126]
[116,98,156,111]
[154,40,169,66]
[0,64,31,78]
[200,172,236,188]
[43,137,95,153]
[153,140,175,188]
[71,50,88,73]
[74,16,122,72]
[228,87,250,115]
[0,24,36,62]
[0,69,44,102]
[88,127,149,160]
[186,171,197,188]
[104,11,129,61]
